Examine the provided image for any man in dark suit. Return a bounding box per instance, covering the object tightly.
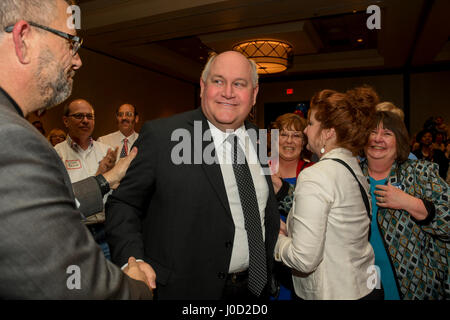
[0,0,152,299]
[106,51,280,299]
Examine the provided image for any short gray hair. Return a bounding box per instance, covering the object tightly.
[0,0,74,35]
[201,52,259,88]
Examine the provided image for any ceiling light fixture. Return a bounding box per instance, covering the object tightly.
[233,40,293,74]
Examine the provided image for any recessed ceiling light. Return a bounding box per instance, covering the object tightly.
[357,38,364,43]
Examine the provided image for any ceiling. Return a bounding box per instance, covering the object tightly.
[76,0,450,84]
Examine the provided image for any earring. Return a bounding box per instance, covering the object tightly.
[320,146,325,154]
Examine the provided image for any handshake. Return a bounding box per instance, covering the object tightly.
[123,257,157,293]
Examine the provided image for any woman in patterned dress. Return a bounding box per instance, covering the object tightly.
[361,111,449,299]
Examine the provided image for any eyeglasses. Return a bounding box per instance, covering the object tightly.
[4,21,83,56]
[117,112,135,117]
[67,113,95,120]
[280,131,303,140]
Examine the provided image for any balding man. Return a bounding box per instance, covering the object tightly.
[106,51,279,300]
[55,99,117,260]
[0,0,152,299]
[98,103,139,161]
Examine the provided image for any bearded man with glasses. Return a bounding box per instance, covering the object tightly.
[0,0,153,299]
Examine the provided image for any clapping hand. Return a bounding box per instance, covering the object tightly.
[103,147,138,189]
[96,147,118,176]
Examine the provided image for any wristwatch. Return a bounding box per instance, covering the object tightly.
[94,174,110,196]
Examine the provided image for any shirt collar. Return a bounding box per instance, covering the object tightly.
[119,130,135,142]
[207,121,246,146]
[67,135,93,152]
[0,86,24,118]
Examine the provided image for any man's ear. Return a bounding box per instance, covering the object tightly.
[135,115,139,124]
[63,117,69,129]
[252,84,259,106]
[11,21,33,64]
[200,78,205,98]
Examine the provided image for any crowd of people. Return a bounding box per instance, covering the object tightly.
[411,117,449,182]
[0,0,448,301]
[269,98,449,300]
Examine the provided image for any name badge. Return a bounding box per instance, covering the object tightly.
[65,160,82,170]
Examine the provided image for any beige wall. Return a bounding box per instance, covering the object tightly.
[35,48,197,139]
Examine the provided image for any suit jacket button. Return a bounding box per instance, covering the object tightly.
[218,272,226,279]
[225,241,232,248]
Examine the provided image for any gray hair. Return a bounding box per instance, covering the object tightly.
[201,52,259,88]
[0,0,73,35]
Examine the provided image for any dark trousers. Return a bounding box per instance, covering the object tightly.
[360,287,384,300]
[87,223,111,260]
[221,270,270,301]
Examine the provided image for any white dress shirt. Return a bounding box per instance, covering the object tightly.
[274,148,375,300]
[208,121,269,273]
[55,136,112,224]
[97,130,139,162]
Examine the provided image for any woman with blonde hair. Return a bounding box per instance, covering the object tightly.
[47,128,66,147]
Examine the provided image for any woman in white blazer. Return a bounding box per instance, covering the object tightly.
[274,86,383,300]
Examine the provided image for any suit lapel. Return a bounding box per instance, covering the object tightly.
[244,121,273,192]
[245,121,278,246]
[187,109,233,221]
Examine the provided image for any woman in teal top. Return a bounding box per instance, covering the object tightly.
[361,111,449,299]
[368,176,400,300]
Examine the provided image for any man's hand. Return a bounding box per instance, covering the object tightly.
[123,257,151,289]
[271,174,283,194]
[102,147,138,189]
[96,147,118,176]
[136,261,157,290]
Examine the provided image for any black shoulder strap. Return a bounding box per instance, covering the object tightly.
[299,161,308,172]
[322,158,371,221]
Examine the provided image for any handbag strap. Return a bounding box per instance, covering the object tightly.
[322,158,371,221]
